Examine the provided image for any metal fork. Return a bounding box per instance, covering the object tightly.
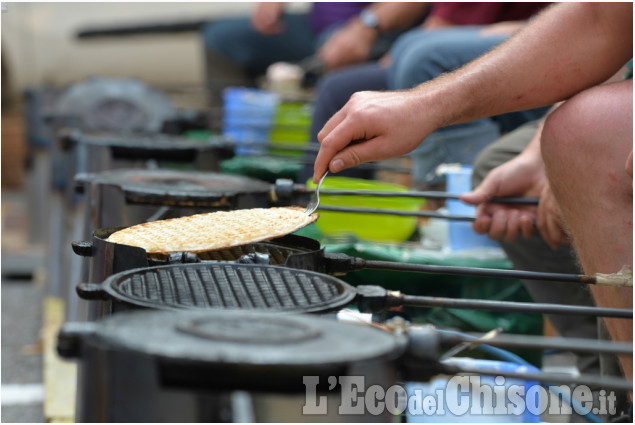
[305,171,328,215]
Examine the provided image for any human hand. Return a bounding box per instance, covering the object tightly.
[536,181,571,250]
[313,90,434,182]
[317,20,377,70]
[459,153,545,243]
[251,2,285,35]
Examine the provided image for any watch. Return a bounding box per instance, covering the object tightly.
[359,9,380,32]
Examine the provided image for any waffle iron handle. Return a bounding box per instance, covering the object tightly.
[71,241,94,257]
[57,322,99,359]
[76,283,110,300]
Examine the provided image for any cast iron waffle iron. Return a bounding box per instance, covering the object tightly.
[75,169,275,209]
[57,308,633,393]
[73,227,325,286]
[77,262,633,319]
[57,309,413,393]
[78,262,354,313]
[60,128,234,162]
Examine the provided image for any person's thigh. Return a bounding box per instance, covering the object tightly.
[388,27,507,89]
[201,14,315,72]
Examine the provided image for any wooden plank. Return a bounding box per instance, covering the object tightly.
[1,112,26,189]
[42,297,76,423]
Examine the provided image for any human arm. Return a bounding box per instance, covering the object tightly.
[459,112,570,249]
[317,3,430,70]
[250,2,286,35]
[314,3,633,181]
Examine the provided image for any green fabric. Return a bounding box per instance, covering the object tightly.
[220,155,302,182]
[296,224,543,328]
[624,59,633,80]
[294,225,543,364]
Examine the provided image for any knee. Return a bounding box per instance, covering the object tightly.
[542,80,633,188]
[541,91,599,174]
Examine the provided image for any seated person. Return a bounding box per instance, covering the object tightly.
[200,2,428,100]
[312,3,633,381]
[299,2,549,184]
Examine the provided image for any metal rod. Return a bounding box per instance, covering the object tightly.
[282,158,412,174]
[362,259,598,284]
[395,294,633,318]
[312,189,539,205]
[317,205,477,220]
[76,19,209,38]
[437,332,633,355]
[443,364,633,392]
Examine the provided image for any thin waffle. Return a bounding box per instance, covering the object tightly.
[106,207,318,254]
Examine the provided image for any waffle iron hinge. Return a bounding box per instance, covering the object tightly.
[354,285,403,313]
[323,253,366,276]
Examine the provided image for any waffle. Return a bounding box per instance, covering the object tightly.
[106,207,318,254]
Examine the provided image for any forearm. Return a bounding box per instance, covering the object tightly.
[411,3,633,129]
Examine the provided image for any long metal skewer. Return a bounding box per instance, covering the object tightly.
[311,189,539,205]
[358,259,602,285]
[394,293,632,318]
[317,205,478,220]
[442,363,633,392]
[437,332,633,355]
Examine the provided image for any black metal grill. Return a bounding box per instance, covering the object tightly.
[195,243,296,265]
[109,263,353,312]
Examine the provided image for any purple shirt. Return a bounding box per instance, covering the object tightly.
[309,2,371,34]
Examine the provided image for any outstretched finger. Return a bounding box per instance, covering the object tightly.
[314,115,383,181]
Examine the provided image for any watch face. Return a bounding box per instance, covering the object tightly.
[360,9,379,29]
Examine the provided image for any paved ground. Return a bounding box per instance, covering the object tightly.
[1,190,46,423]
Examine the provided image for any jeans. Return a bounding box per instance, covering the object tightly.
[299,63,387,182]
[201,13,319,78]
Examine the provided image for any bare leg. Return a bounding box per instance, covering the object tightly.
[541,79,633,379]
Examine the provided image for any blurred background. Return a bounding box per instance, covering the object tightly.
[2,3,308,422]
[2,2,311,98]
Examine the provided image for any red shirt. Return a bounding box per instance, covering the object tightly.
[429,2,549,25]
